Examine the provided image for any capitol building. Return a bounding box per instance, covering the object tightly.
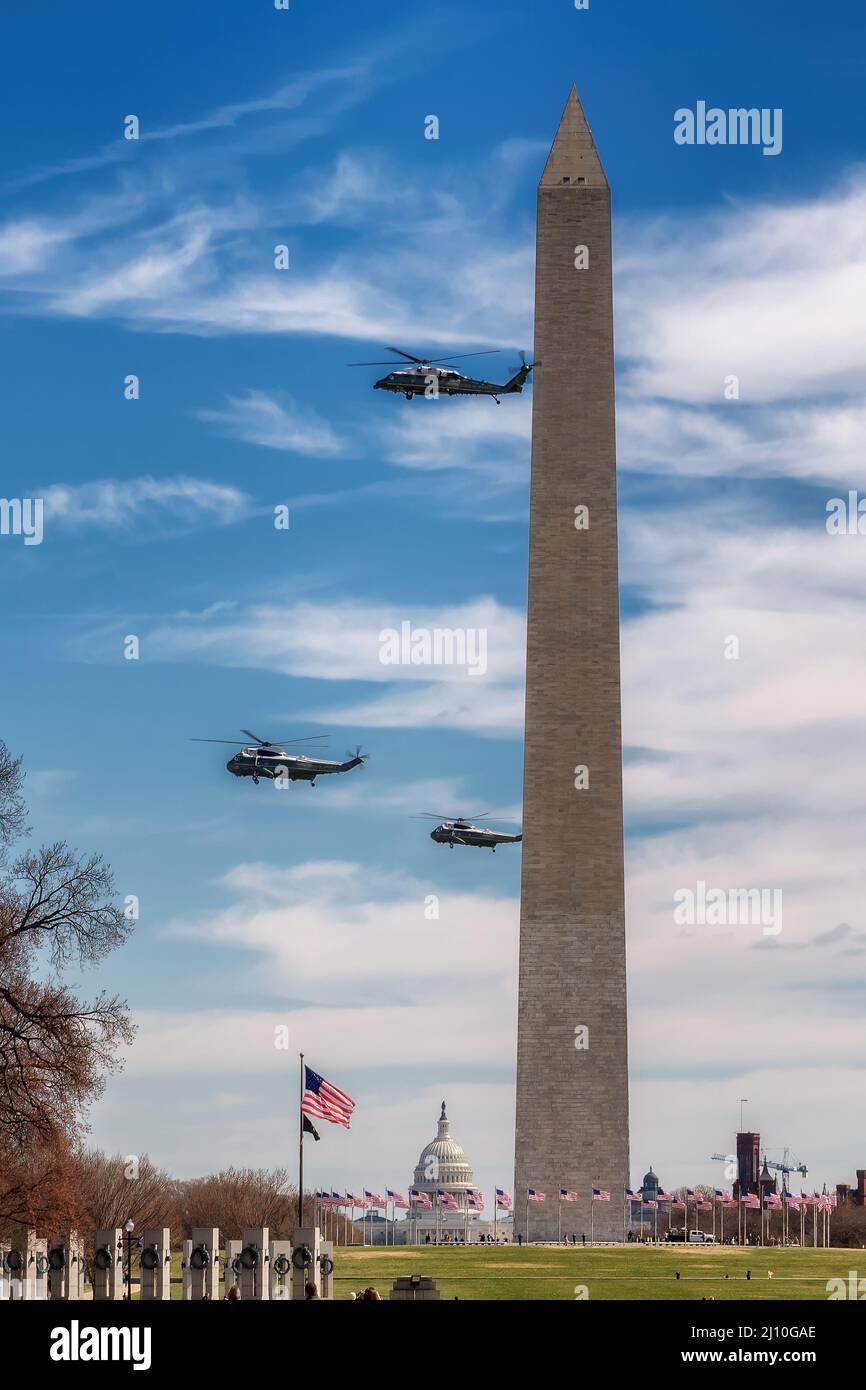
[409,1101,478,1243]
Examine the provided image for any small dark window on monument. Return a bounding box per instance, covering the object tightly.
[577,176,586,185]
[561,176,571,184]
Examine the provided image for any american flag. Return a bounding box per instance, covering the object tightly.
[331,1190,343,1206]
[742,1193,760,1209]
[527,1188,546,1202]
[763,1194,781,1209]
[657,1191,676,1202]
[496,1188,513,1211]
[437,1189,458,1210]
[560,1188,579,1202]
[410,1187,432,1208]
[387,1190,410,1210]
[694,1200,711,1212]
[364,1190,386,1208]
[670,1198,685,1208]
[301,1065,355,1129]
[592,1188,611,1202]
[644,1200,658,1210]
[714,1189,725,1199]
[467,1190,484,1211]
[784,1195,801,1210]
[625,1189,640,1201]
[686,1188,696,1198]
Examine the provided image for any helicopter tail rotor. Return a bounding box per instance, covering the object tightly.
[343,746,369,768]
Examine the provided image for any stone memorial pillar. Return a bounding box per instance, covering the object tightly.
[240,1227,269,1300]
[92,1228,124,1300]
[140,1228,172,1300]
[189,1227,220,1301]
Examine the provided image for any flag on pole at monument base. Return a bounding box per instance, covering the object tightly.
[714,1189,725,1199]
[496,1188,513,1211]
[527,1188,546,1202]
[437,1189,458,1210]
[560,1188,579,1202]
[301,1065,355,1128]
[387,1190,409,1210]
[364,1190,386,1208]
[657,1191,676,1202]
[671,1197,686,1208]
[410,1187,432,1208]
[625,1189,641,1201]
[645,1200,658,1211]
[467,1190,484,1211]
[592,1188,611,1202]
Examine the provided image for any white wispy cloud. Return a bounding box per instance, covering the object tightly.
[42,475,252,530]
[617,173,866,406]
[197,389,344,455]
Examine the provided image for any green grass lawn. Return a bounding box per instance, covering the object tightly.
[120,1243,860,1300]
[327,1243,863,1301]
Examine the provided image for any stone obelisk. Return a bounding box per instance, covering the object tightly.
[513,88,629,1242]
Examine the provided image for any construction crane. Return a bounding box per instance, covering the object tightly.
[763,1148,808,1186]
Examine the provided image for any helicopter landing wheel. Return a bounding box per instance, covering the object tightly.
[310,780,316,787]
[405,392,413,400]
[253,776,259,785]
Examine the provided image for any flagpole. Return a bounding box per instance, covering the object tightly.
[494,1194,498,1245]
[558,1194,561,1245]
[525,1190,529,1245]
[297,1051,305,1227]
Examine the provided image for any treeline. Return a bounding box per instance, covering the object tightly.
[0,1149,355,1245]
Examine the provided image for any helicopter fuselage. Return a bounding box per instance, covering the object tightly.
[227,748,363,783]
[375,364,531,399]
[430,820,522,850]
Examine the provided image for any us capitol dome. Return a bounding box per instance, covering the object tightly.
[409,1101,476,1239]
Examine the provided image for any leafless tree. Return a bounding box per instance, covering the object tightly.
[0,741,135,1232]
[76,1150,177,1239]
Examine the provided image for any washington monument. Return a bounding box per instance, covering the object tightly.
[513,89,629,1241]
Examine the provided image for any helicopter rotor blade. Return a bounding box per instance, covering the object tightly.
[384,346,427,363]
[423,350,503,364]
[241,728,329,747]
[190,738,248,745]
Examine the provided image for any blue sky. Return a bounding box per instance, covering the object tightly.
[2,0,866,1209]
